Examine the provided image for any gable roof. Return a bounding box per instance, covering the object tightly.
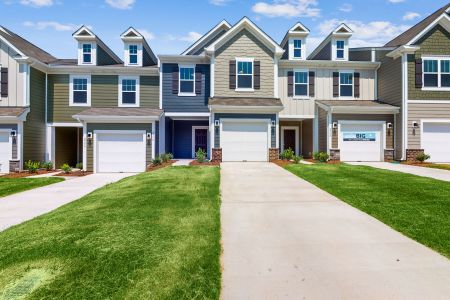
[0,26,56,64]
[280,22,310,48]
[120,27,157,65]
[181,20,231,55]
[385,3,450,47]
[307,23,353,60]
[204,17,284,56]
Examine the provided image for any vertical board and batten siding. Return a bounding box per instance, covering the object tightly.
[318,107,328,152]
[85,123,153,172]
[278,68,375,116]
[48,74,159,123]
[23,67,46,162]
[331,114,395,149]
[162,63,210,112]
[0,39,25,106]
[408,103,450,149]
[214,29,274,98]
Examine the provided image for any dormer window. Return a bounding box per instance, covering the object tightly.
[336,41,345,59]
[129,45,138,65]
[293,40,302,58]
[82,44,92,64]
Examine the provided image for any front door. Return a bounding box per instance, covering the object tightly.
[194,129,208,155]
[283,129,296,153]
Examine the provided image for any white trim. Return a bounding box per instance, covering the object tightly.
[165,112,210,117]
[274,56,279,98]
[82,123,87,171]
[178,64,196,96]
[124,43,143,67]
[313,105,319,152]
[151,121,156,160]
[293,68,309,99]
[289,37,306,60]
[281,126,299,155]
[210,55,215,97]
[327,110,332,155]
[78,42,97,66]
[408,100,450,104]
[181,20,232,55]
[118,75,140,107]
[421,56,450,90]
[332,38,349,61]
[401,53,408,160]
[209,106,283,113]
[191,126,209,158]
[280,114,315,120]
[17,122,23,170]
[69,74,91,107]
[73,116,160,123]
[407,13,450,46]
[235,57,254,91]
[158,58,163,109]
[48,122,83,127]
[210,112,215,156]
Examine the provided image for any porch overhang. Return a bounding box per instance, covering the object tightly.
[316,100,400,115]
[208,97,284,113]
[0,107,30,123]
[73,107,163,123]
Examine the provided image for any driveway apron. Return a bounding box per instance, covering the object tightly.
[220,162,450,300]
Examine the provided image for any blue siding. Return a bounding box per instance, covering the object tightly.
[162,63,210,112]
[164,118,173,154]
[168,120,209,158]
[155,121,159,156]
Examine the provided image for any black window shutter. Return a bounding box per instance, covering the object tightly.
[229,60,236,89]
[354,72,360,98]
[0,68,8,97]
[415,58,422,88]
[309,71,315,97]
[333,72,339,97]
[172,65,179,94]
[254,61,260,90]
[287,71,293,97]
[195,66,202,95]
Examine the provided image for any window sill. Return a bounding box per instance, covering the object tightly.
[235,88,254,92]
[178,93,196,97]
[119,104,139,108]
[421,87,450,91]
[337,97,355,100]
[293,96,310,100]
[69,103,91,107]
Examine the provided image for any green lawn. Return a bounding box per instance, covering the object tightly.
[285,163,450,258]
[0,166,221,299]
[0,177,64,198]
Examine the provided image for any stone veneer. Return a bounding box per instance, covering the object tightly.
[406,149,424,162]
[211,148,222,162]
[384,149,395,161]
[329,149,340,161]
[9,160,20,172]
[269,148,279,162]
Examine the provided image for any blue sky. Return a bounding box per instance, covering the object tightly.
[1,0,448,59]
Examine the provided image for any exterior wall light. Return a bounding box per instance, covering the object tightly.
[214,120,220,127]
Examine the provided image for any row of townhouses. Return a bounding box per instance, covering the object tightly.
[0,4,449,173]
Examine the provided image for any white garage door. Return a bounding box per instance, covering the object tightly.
[340,123,383,162]
[96,131,146,173]
[221,121,269,162]
[0,132,11,174]
[422,122,450,162]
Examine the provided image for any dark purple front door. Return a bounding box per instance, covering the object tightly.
[283,129,296,152]
[195,129,208,154]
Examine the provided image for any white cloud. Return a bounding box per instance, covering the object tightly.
[339,3,352,13]
[403,12,420,21]
[165,31,202,43]
[252,0,320,18]
[209,0,231,6]
[137,29,155,40]
[20,0,53,7]
[105,0,134,9]
[388,0,405,3]
[23,21,79,31]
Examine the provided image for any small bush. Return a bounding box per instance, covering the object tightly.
[196,148,207,163]
[415,153,431,163]
[161,153,173,163]
[75,162,83,169]
[313,152,329,163]
[60,163,72,174]
[25,160,40,173]
[280,148,295,160]
[41,161,53,171]
[293,155,303,164]
[152,156,162,166]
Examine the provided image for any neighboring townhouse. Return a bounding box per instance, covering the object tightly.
[0,26,55,173]
[352,3,450,163]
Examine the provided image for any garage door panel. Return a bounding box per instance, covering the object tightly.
[422,123,450,163]
[340,124,383,162]
[0,133,10,174]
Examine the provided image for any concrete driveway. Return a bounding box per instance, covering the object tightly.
[348,162,450,182]
[220,163,450,300]
[0,173,134,231]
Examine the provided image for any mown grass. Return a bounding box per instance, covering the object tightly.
[0,177,64,198]
[285,163,450,258]
[0,166,221,299]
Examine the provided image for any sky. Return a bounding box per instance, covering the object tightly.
[0,0,448,59]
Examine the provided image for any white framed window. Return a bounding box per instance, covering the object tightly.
[69,75,91,106]
[423,56,450,90]
[293,39,302,59]
[119,76,140,107]
[336,40,345,59]
[82,43,92,64]
[179,65,195,96]
[236,58,253,91]
[294,70,308,98]
[129,45,138,65]
[339,72,353,97]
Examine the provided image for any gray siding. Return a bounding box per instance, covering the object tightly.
[349,50,371,61]
[97,45,118,66]
[312,42,331,60]
[162,63,210,112]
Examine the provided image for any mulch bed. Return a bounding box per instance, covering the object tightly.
[147,160,177,172]
[55,171,92,177]
[1,170,57,178]
[189,161,220,166]
[272,159,293,167]
[401,161,450,171]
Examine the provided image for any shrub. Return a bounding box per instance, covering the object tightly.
[313,152,329,163]
[415,153,431,163]
[75,162,83,170]
[60,163,72,174]
[41,161,53,171]
[280,148,295,160]
[293,155,303,164]
[151,156,162,166]
[161,153,173,163]
[196,148,207,163]
[25,160,40,173]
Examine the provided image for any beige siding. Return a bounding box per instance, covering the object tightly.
[318,107,328,152]
[214,29,274,98]
[0,40,25,106]
[278,68,315,116]
[408,103,450,149]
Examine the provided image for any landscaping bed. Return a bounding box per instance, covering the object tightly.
[402,162,450,171]
[147,160,176,172]
[285,163,450,258]
[55,170,92,177]
[190,160,220,166]
[1,170,57,178]
[0,177,64,197]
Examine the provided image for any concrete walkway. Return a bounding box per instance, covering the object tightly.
[172,159,193,166]
[220,162,450,300]
[0,173,134,231]
[348,161,450,182]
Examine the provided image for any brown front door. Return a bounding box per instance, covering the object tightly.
[283,129,296,152]
[194,129,208,154]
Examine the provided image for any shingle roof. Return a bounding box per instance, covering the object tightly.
[317,100,398,109]
[209,97,283,107]
[73,107,163,117]
[0,27,56,64]
[0,107,29,117]
[384,3,450,47]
